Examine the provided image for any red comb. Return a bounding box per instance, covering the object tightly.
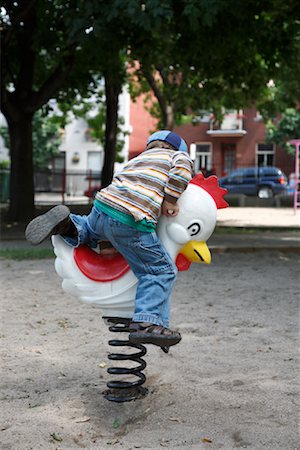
[190,174,229,209]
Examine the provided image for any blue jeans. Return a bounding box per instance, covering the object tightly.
[63,206,178,327]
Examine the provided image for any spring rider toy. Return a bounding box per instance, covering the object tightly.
[52,174,228,402]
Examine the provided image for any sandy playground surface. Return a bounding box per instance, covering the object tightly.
[0,251,299,450]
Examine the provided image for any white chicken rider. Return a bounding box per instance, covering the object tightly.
[26,130,194,349]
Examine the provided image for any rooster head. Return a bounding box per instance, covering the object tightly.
[157,174,228,270]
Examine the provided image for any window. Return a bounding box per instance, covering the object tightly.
[260,167,279,177]
[222,143,236,175]
[194,143,212,173]
[87,151,102,171]
[52,152,65,172]
[220,110,242,130]
[243,168,256,178]
[256,143,275,167]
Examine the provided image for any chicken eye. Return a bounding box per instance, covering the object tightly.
[188,222,201,236]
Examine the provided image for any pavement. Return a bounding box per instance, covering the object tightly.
[0,205,299,252]
[216,206,300,228]
[210,207,300,253]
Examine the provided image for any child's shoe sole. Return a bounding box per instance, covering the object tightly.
[25,205,70,245]
[129,332,181,348]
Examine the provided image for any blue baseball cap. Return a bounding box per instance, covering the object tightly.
[147,130,188,153]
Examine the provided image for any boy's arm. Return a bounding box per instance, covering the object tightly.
[164,153,194,207]
[161,199,180,217]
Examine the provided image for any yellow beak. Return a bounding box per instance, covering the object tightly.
[179,241,211,264]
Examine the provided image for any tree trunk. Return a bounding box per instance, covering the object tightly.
[141,68,175,130]
[101,72,122,188]
[7,115,35,222]
[165,104,175,130]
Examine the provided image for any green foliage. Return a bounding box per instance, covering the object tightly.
[266,108,300,154]
[65,91,126,164]
[128,0,300,129]
[1,0,300,221]
[0,111,63,170]
[258,33,300,156]
[0,159,10,169]
[175,114,194,127]
[86,111,126,164]
[32,110,63,169]
[0,126,9,150]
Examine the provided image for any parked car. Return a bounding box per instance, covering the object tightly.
[218,166,288,198]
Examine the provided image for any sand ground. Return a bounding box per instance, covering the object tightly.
[0,251,299,450]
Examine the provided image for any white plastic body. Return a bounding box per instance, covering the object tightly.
[52,183,217,317]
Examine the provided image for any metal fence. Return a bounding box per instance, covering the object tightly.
[0,169,9,202]
[0,162,295,204]
[34,169,102,197]
[0,169,102,203]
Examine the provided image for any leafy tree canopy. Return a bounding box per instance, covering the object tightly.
[0,110,63,169]
[32,110,63,169]
[0,0,176,220]
[61,88,126,164]
[128,0,300,128]
[266,108,300,154]
[1,0,300,221]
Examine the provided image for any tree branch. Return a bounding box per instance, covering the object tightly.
[156,64,170,87]
[28,51,76,112]
[3,0,37,47]
[140,65,168,126]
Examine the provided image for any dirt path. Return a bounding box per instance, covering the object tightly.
[0,252,299,449]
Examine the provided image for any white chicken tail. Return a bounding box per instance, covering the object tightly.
[52,235,136,318]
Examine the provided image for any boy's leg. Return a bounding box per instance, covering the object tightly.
[25,205,104,248]
[25,205,76,245]
[102,216,181,347]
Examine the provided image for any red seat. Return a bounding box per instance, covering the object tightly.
[74,245,130,282]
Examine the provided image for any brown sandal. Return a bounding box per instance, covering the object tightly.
[129,322,181,348]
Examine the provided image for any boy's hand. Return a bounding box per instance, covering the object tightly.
[161,200,179,217]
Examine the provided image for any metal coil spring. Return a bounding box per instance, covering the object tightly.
[103,317,148,402]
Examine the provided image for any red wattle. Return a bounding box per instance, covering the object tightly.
[176,253,191,271]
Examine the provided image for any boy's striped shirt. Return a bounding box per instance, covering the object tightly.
[96,148,194,224]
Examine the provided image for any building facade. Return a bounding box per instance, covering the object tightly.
[0,89,295,199]
[128,98,295,178]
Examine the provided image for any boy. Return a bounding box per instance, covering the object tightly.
[26,130,194,349]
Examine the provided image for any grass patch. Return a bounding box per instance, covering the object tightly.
[0,248,54,260]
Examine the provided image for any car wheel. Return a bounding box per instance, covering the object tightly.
[258,186,273,199]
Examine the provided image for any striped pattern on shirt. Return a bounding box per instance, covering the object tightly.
[96,148,194,223]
